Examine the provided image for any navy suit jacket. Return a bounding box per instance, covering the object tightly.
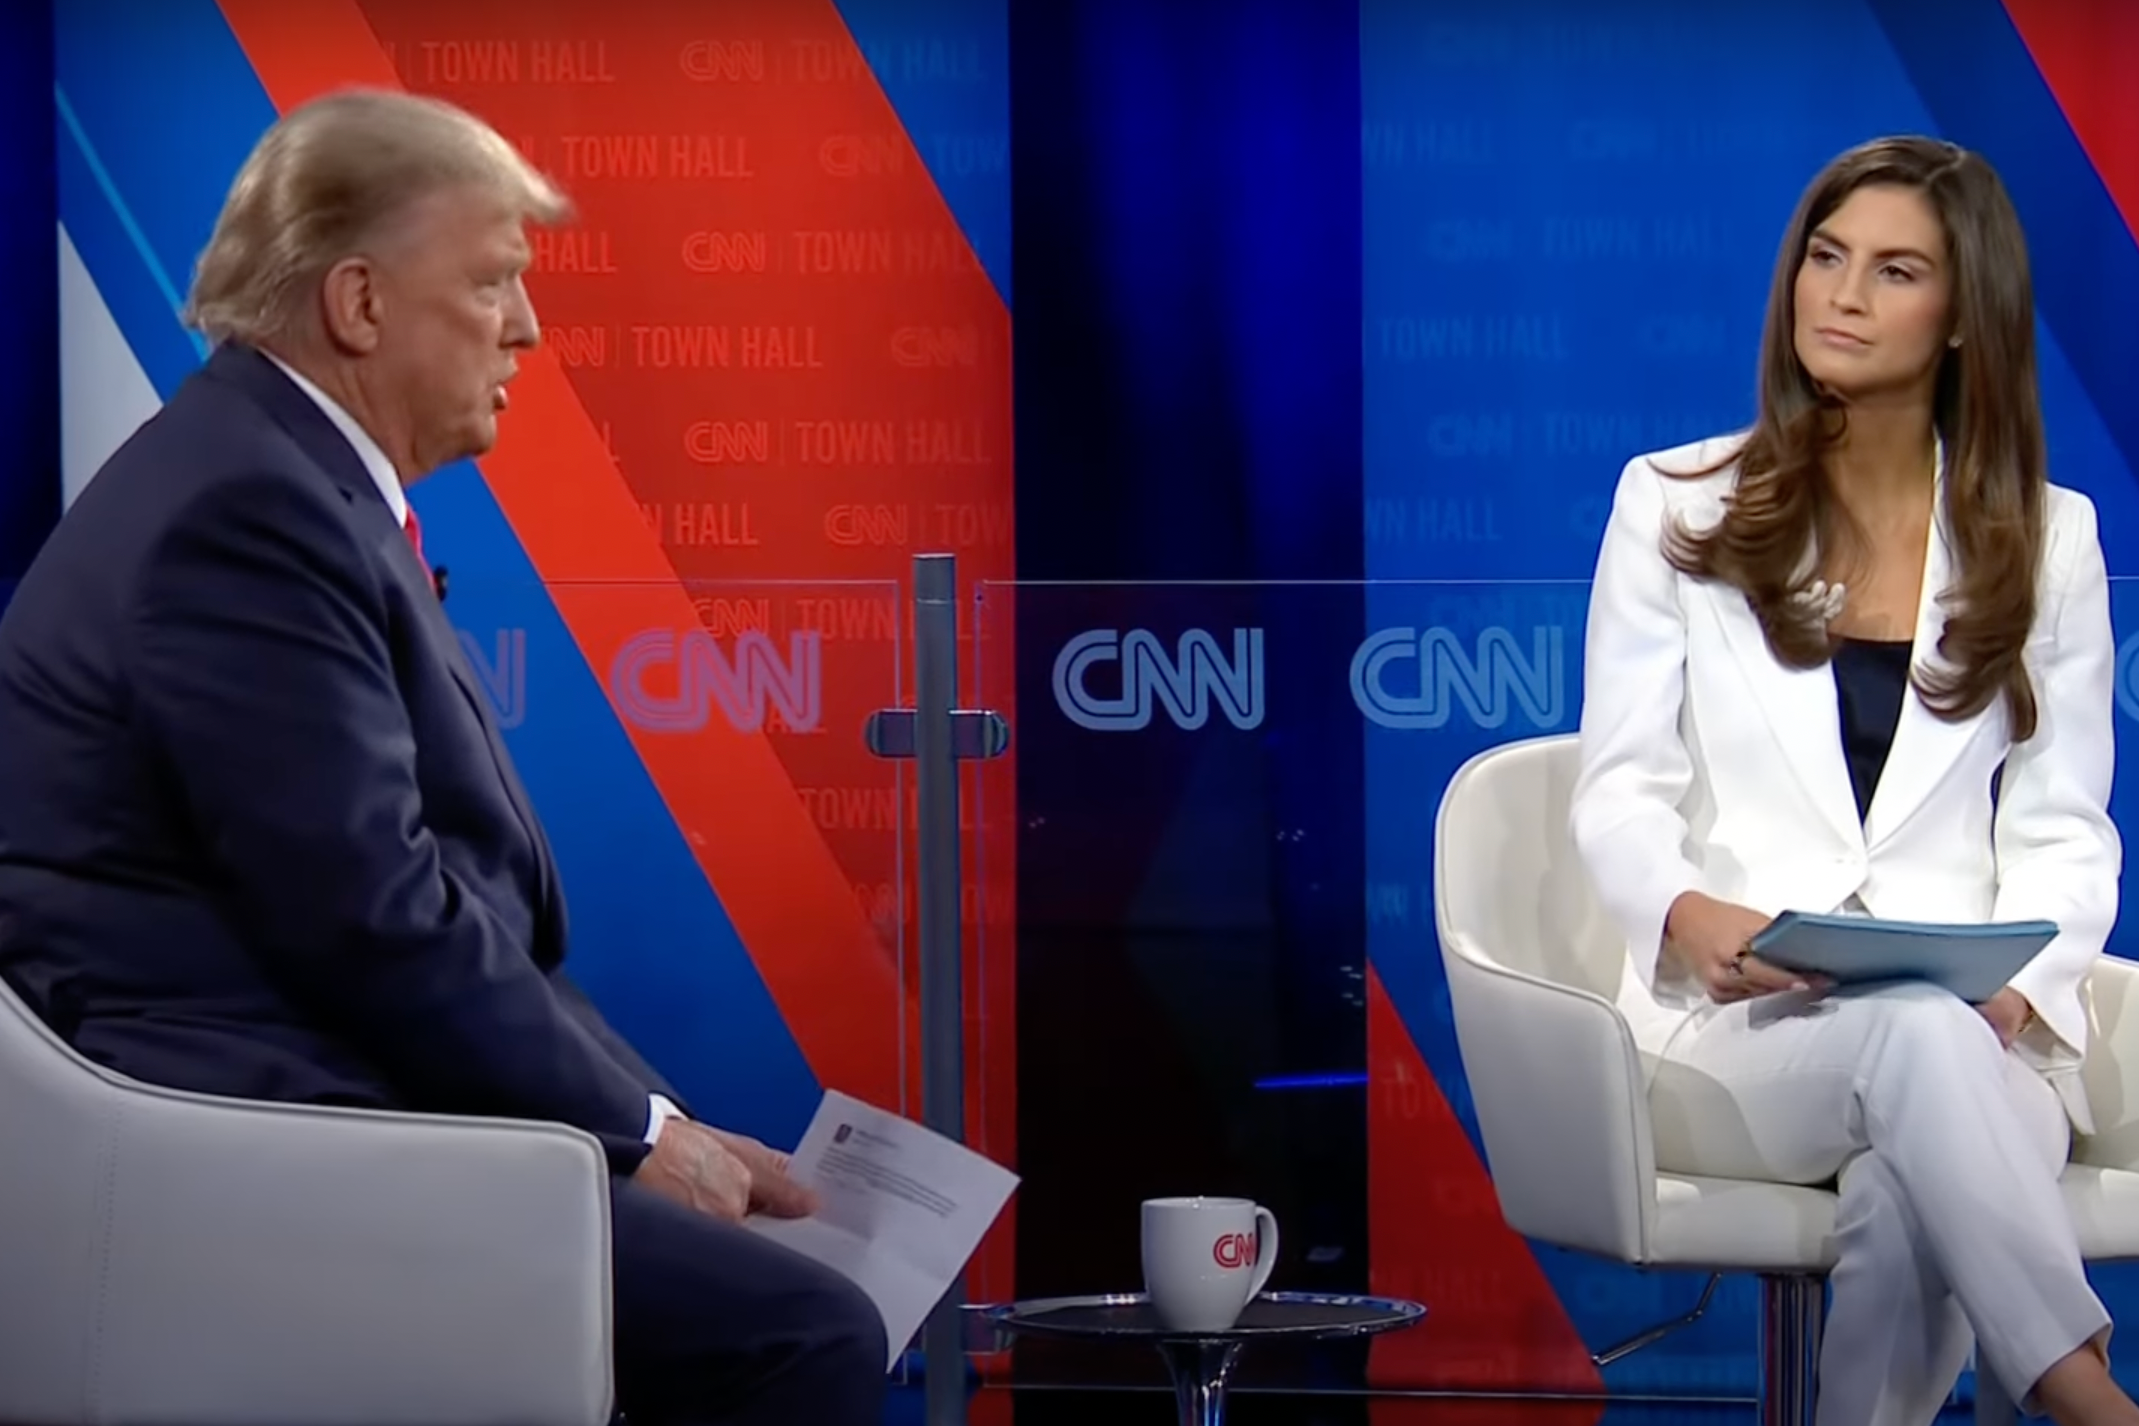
[0,343,679,1172]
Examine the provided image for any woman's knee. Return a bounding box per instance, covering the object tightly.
[2000,1049,2073,1176]
[1851,983,2000,1058]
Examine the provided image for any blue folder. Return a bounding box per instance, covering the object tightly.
[1747,912,2058,1004]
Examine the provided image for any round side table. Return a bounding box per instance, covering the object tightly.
[981,1290,1425,1426]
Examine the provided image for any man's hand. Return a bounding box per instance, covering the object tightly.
[1664,892,1822,1003]
[635,1120,755,1222]
[1978,987,2035,1050]
[633,1120,820,1224]
[705,1126,819,1219]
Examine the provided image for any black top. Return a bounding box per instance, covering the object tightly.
[1833,637,1914,822]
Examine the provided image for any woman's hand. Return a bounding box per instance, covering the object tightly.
[1977,987,2035,1050]
[1664,892,1819,1003]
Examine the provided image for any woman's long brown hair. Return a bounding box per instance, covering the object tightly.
[1664,136,2048,738]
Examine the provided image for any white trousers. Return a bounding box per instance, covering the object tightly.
[1646,981,2109,1426]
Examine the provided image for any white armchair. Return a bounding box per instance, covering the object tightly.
[0,971,615,1426]
[1433,733,2139,1426]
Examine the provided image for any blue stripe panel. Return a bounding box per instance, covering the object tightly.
[414,464,821,1148]
[55,98,202,400]
[2099,578,2139,1377]
[1866,0,2139,569]
[54,88,202,357]
[832,0,1011,308]
[0,0,58,580]
[1362,0,1935,584]
[53,0,282,338]
[1358,0,1951,1395]
[61,3,823,1145]
[2037,319,2139,572]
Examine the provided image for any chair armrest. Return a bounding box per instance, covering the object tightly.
[2078,955,2139,1172]
[65,1082,610,1426]
[1441,937,1656,1263]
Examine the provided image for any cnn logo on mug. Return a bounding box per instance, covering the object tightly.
[1212,1231,1259,1271]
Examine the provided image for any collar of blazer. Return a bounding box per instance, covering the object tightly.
[1703,441,1991,853]
[205,343,383,511]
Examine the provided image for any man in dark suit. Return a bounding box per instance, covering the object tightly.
[0,89,886,1425]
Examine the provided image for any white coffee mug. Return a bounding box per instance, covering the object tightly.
[1141,1196,1280,1332]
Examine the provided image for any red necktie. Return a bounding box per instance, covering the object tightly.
[403,506,426,567]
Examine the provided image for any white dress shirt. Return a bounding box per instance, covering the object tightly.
[263,350,679,1148]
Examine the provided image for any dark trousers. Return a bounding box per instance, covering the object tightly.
[610,1176,889,1425]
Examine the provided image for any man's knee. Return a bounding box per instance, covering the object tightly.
[608,1182,888,1412]
[755,1252,888,1384]
[805,1265,890,1375]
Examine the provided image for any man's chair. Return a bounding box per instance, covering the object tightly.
[0,972,614,1426]
[1433,733,2139,1425]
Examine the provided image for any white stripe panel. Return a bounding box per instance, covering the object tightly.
[58,221,164,509]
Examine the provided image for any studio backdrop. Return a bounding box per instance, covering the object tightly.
[47,0,2139,1412]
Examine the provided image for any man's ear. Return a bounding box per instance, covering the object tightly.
[319,256,384,355]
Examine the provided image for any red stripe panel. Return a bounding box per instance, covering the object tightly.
[212,0,914,1108]
[2002,0,2139,242]
[1367,968,1602,1396]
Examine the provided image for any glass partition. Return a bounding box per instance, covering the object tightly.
[974,579,1390,1398]
[29,559,2139,1403]
[966,575,2139,1403]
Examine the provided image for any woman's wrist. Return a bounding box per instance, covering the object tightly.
[1662,889,1710,941]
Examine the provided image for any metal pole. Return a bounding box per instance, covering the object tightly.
[913,553,967,1426]
[1157,1340,1244,1426]
[1757,1274,1823,1426]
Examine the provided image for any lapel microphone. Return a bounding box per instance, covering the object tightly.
[432,566,449,604]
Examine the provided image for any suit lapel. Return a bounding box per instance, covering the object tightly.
[1863,492,1990,847]
[393,536,564,949]
[220,348,568,957]
[204,343,378,507]
[1705,582,1864,848]
[216,342,571,957]
[1706,447,1992,852]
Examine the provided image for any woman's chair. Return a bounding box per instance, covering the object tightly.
[0,971,615,1426]
[1433,733,2139,1425]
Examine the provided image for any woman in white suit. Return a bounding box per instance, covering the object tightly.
[1571,135,2134,1426]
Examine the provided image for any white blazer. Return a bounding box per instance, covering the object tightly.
[1569,433,2121,1131]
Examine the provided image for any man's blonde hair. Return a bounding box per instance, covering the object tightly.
[183,88,568,346]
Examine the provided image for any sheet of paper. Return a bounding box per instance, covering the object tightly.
[743,1089,1019,1369]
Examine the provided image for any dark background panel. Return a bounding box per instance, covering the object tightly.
[1008,0,1370,1394]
